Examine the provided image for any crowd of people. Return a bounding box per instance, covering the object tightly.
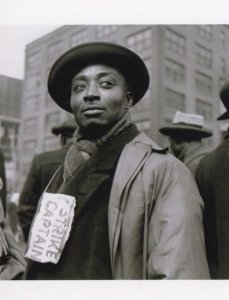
[0,41,228,279]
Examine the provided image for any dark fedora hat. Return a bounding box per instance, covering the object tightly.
[217,81,229,120]
[159,111,212,139]
[48,42,150,113]
[51,119,77,136]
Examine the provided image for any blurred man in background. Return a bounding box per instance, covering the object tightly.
[18,119,77,242]
[159,111,212,175]
[196,82,229,279]
[0,148,7,215]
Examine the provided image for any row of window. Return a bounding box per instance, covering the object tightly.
[165,57,226,95]
[23,112,60,136]
[165,88,213,122]
[26,26,228,88]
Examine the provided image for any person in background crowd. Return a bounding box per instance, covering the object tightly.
[0,149,7,216]
[18,119,77,242]
[25,42,209,280]
[0,198,26,279]
[159,111,212,175]
[196,81,229,279]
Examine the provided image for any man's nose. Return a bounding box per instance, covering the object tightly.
[84,83,100,101]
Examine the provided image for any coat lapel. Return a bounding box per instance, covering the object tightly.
[109,141,153,271]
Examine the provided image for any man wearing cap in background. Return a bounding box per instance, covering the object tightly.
[196,82,229,279]
[159,111,212,176]
[18,119,77,242]
[25,42,209,280]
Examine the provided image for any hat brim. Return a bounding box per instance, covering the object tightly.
[48,42,150,113]
[159,125,212,138]
[217,110,229,120]
[51,127,76,136]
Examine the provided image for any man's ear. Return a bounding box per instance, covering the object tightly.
[125,91,134,110]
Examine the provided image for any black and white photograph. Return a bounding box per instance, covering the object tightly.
[0,0,228,299]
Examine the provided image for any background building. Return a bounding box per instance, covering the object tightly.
[0,74,22,193]
[18,25,229,188]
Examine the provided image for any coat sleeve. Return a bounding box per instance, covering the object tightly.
[145,156,210,279]
[18,156,42,241]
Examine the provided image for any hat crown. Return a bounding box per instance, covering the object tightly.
[220,81,229,110]
[172,111,204,128]
[52,119,77,135]
[217,81,229,120]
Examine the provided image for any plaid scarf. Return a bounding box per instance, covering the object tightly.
[63,112,132,182]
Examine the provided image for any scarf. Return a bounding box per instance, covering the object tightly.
[63,112,132,183]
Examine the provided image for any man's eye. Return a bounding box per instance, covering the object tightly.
[72,83,86,91]
[100,81,114,88]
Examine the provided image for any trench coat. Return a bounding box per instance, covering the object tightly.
[27,132,209,279]
[109,133,209,279]
[196,132,229,279]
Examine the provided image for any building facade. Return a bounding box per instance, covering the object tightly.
[18,25,229,188]
[0,74,22,193]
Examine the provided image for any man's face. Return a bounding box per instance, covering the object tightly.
[169,136,184,158]
[70,64,133,131]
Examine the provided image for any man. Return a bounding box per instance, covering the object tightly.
[0,148,7,215]
[25,42,209,279]
[159,111,212,175]
[18,119,77,242]
[196,81,229,279]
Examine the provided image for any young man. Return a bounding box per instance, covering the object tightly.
[25,42,209,279]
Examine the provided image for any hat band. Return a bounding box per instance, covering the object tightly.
[172,122,203,129]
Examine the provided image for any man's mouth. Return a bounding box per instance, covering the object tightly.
[82,106,104,115]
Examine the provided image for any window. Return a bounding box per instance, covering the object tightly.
[47,41,64,65]
[26,74,40,92]
[164,88,186,121]
[165,58,185,83]
[165,29,186,56]
[220,58,226,77]
[195,72,212,95]
[195,44,212,68]
[70,30,88,47]
[45,91,57,109]
[43,136,59,151]
[25,95,39,113]
[27,51,41,69]
[96,26,117,38]
[220,31,225,48]
[196,99,213,122]
[24,140,37,159]
[45,112,60,132]
[24,118,38,136]
[165,89,186,110]
[127,29,152,54]
[197,25,212,41]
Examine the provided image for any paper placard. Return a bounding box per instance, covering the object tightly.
[25,192,76,264]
